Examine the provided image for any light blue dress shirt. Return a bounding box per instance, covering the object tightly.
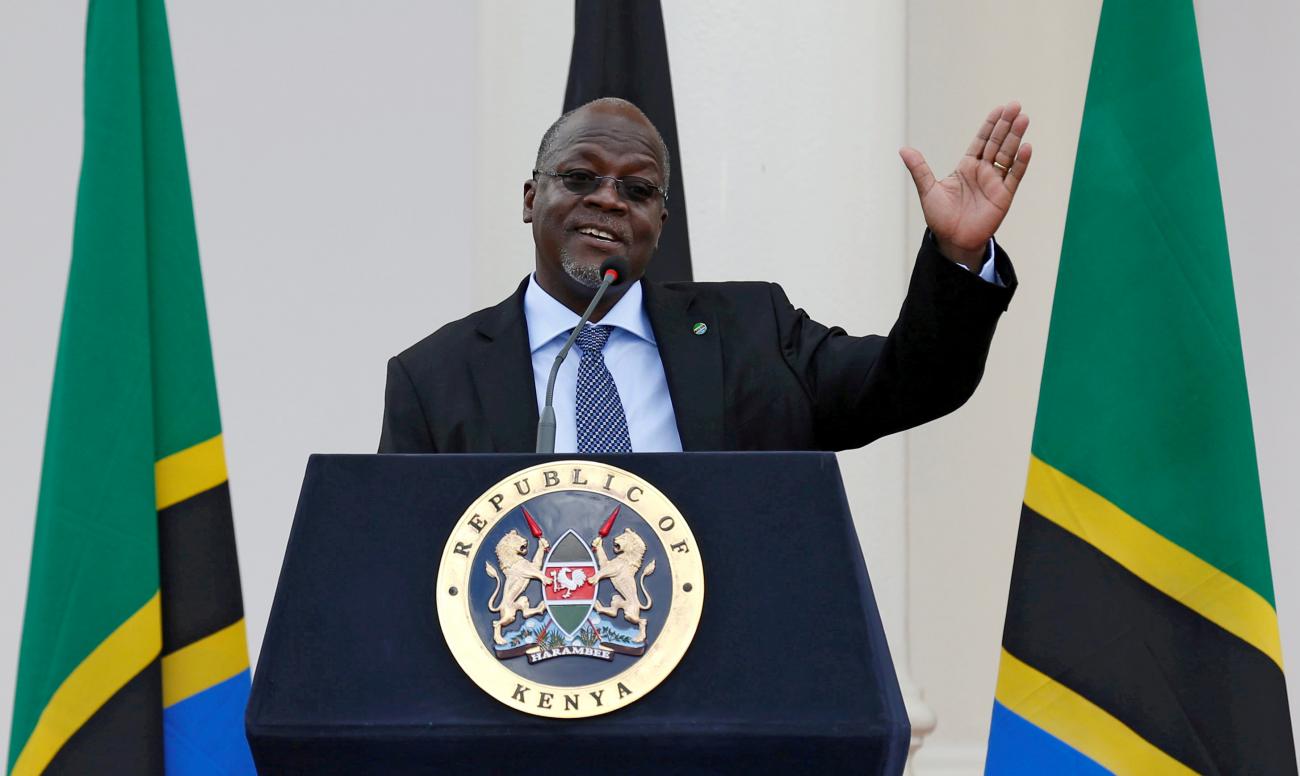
[525,275,685,453]
[524,239,1000,453]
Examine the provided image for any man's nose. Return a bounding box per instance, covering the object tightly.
[582,177,628,211]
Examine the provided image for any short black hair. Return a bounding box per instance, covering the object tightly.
[534,97,672,193]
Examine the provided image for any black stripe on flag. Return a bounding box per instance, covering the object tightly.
[564,0,692,283]
[1002,504,1297,775]
[44,659,163,775]
[158,482,245,653]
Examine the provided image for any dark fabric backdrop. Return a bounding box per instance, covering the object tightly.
[564,0,693,282]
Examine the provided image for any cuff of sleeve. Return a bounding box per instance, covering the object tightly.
[941,234,1004,287]
[919,229,1018,311]
[977,238,1004,286]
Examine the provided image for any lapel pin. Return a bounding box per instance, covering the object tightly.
[692,322,708,336]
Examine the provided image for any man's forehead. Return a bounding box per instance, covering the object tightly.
[554,138,661,168]
[551,111,663,168]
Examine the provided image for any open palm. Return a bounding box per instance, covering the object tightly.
[900,103,1032,268]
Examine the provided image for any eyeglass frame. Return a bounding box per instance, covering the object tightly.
[532,168,669,205]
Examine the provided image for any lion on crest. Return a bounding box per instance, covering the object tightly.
[484,529,551,645]
[590,527,657,642]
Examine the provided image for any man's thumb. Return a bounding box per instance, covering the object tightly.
[899,147,936,196]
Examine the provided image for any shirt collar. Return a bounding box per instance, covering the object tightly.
[524,274,656,353]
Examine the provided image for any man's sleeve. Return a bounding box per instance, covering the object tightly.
[774,232,1017,451]
[378,355,437,453]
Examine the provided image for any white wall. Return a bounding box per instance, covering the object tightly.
[177,2,480,701]
[2,3,1298,773]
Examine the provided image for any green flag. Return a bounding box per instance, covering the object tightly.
[8,0,255,773]
[985,1,1296,773]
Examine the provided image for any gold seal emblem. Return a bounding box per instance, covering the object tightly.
[436,460,704,718]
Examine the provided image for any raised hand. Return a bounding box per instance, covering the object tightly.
[899,102,1032,270]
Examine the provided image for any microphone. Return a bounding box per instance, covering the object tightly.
[535,256,631,454]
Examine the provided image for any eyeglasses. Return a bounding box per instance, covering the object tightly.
[533,169,668,204]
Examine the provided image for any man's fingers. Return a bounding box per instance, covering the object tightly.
[965,105,1002,158]
[899,147,937,197]
[981,101,1022,161]
[1004,143,1032,195]
[995,113,1030,170]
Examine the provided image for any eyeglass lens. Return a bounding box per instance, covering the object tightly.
[558,171,659,203]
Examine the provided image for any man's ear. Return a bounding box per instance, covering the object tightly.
[652,206,669,249]
[522,179,536,223]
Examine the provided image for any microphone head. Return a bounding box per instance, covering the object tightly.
[600,256,631,286]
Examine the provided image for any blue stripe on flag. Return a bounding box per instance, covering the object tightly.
[985,701,1111,775]
[163,669,256,775]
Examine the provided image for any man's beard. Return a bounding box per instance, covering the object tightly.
[560,248,604,289]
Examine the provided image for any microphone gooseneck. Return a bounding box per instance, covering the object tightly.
[535,257,630,454]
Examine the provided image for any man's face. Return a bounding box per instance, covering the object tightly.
[523,106,668,299]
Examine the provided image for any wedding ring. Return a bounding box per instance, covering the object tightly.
[992,161,1009,174]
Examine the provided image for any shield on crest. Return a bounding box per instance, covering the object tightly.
[543,529,598,636]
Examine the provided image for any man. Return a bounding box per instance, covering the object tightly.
[379,98,1030,454]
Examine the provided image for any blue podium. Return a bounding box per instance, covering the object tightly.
[246,453,908,774]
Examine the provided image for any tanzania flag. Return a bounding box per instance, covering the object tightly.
[985,1,1296,773]
[564,0,693,282]
[7,0,255,773]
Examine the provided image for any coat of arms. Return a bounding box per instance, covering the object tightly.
[436,461,704,718]
[486,506,657,662]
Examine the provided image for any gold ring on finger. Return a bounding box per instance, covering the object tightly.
[992,161,1009,174]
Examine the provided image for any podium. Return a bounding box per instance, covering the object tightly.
[246,453,909,774]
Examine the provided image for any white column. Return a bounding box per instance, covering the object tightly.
[904,2,1101,773]
[659,1,936,767]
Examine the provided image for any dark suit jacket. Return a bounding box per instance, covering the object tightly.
[379,236,1016,453]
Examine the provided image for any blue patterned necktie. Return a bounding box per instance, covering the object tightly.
[573,324,632,453]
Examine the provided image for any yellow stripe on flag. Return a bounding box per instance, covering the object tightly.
[161,619,250,708]
[155,434,227,510]
[996,649,1196,775]
[1025,456,1283,669]
[11,593,162,776]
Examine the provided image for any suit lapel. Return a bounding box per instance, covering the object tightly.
[644,283,724,450]
[471,277,539,453]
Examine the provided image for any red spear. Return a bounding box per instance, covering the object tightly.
[598,506,620,539]
[521,506,544,539]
